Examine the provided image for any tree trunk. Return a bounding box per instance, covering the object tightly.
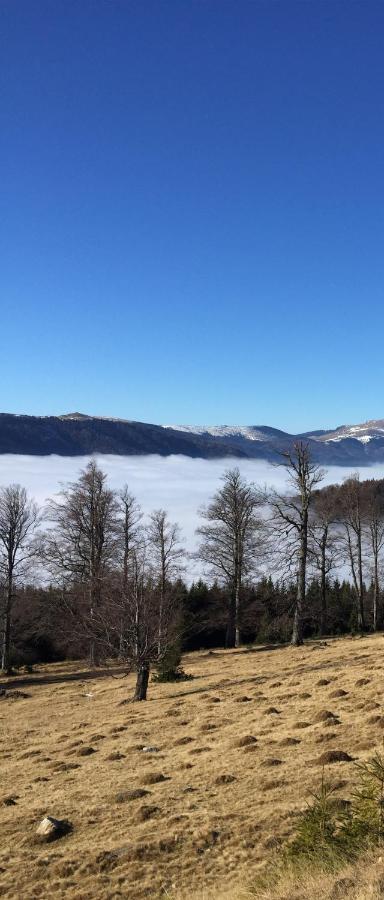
[291,582,304,646]
[226,594,236,648]
[158,585,164,657]
[134,663,150,701]
[291,518,307,647]
[119,523,129,657]
[357,528,365,631]
[346,528,362,632]
[235,572,241,648]
[373,551,379,631]
[157,533,166,656]
[1,575,12,674]
[89,578,101,667]
[320,529,327,636]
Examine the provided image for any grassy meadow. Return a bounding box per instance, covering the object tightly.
[2,635,384,899]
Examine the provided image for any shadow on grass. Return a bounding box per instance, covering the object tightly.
[0,665,126,691]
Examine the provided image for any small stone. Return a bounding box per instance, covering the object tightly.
[2,795,18,806]
[36,816,72,842]
[142,746,159,753]
[314,710,339,723]
[1,690,31,701]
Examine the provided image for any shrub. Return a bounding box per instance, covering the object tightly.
[286,774,352,868]
[287,753,384,868]
[255,753,384,897]
[152,643,193,683]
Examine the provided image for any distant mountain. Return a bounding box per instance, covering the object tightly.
[1,413,384,465]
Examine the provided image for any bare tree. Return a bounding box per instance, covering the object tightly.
[146,510,184,654]
[363,480,384,630]
[116,486,143,655]
[337,475,366,632]
[270,443,324,646]
[0,485,40,673]
[309,485,340,635]
[86,544,181,701]
[45,461,118,665]
[196,467,263,648]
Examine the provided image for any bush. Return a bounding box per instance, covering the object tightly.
[287,753,384,868]
[286,775,354,868]
[256,754,384,896]
[152,643,193,683]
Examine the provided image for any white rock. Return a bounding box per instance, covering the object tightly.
[36,816,71,841]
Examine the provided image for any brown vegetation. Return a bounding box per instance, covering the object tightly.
[2,634,384,898]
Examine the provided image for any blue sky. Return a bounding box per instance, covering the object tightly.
[1,0,384,432]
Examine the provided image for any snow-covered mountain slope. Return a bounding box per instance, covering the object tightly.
[309,420,384,445]
[163,425,272,442]
[162,419,384,464]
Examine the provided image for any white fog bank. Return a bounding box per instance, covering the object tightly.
[1,455,384,575]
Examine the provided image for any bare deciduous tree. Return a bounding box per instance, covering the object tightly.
[0,485,40,673]
[45,461,118,665]
[146,509,184,655]
[116,486,143,655]
[309,485,340,635]
[270,443,324,646]
[337,475,366,632]
[86,545,182,701]
[363,480,384,630]
[196,467,263,648]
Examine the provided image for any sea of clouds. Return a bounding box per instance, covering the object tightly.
[1,454,384,579]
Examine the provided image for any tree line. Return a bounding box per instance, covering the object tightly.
[1,443,384,699]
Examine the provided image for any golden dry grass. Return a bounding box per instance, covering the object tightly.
[2,634,384,899]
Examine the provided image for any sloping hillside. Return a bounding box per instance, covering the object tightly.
[1,635,384,899]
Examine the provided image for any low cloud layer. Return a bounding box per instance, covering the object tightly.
[1,454,384,580]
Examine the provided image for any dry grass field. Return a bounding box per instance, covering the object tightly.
[2,634,384,900]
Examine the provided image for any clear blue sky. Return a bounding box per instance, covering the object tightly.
[1,0,384,432]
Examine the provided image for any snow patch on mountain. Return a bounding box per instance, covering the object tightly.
[327,434,374,444]
[162,425,270,442]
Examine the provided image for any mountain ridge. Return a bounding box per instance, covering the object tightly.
[1,412,384,465]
